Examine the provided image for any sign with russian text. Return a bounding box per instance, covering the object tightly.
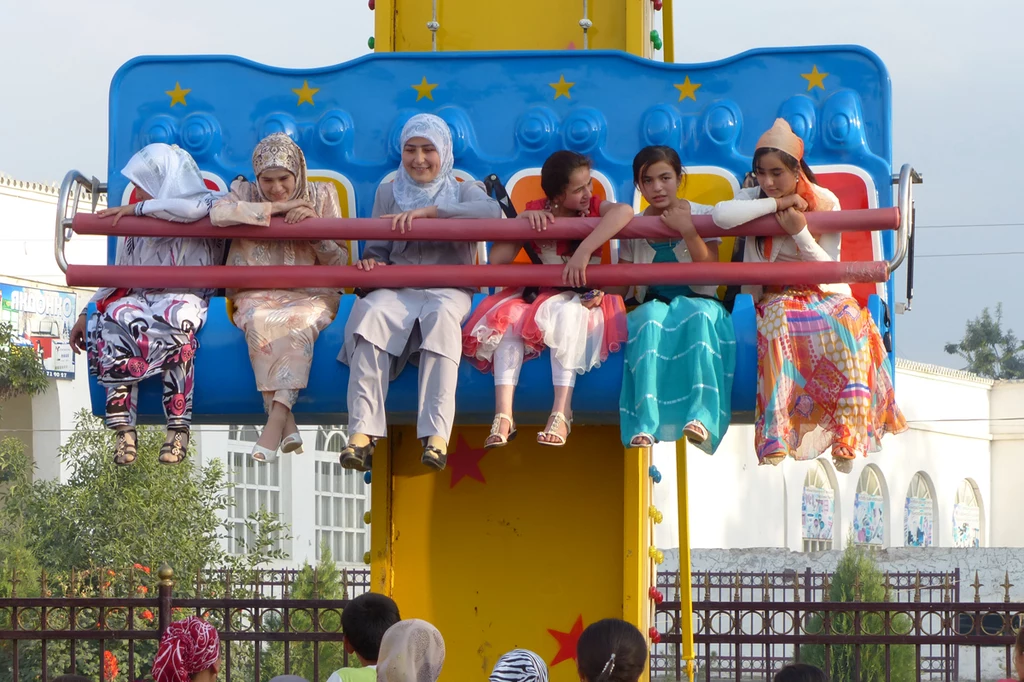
[0,282,77,380]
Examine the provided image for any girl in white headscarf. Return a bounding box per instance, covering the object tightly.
[376,620,445,682]
[70,143,224,466]
[338,113,500,472]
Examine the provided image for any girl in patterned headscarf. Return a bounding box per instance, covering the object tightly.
[376,619,445,682]
[70,143,225,466]
[151,616,220,682]
[489,649,549,682]
[339,114,501,473]
[211,133,348,463]
[711,118,906,472]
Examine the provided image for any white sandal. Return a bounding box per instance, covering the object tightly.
[485,413,517,449]
[251,443,279,463]
[629,433,655,447]
[683,420,709,446]
[537,412,571,447]
[281,431,304,454]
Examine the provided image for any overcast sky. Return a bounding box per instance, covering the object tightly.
[2,0,1020,369]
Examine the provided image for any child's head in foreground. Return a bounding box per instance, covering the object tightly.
[341,592,401,664]
[575,619,648,682]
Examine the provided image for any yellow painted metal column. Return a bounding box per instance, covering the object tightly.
[675,440,696,680]
[623,443,654,682]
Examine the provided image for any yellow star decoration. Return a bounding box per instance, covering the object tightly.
[674,76,701,102]
[165,82,191,107]
[549,74,575,100]
[292,80,320,106]
[412,77,438,102]
[801,65,829,91]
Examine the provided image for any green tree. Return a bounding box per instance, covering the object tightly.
[0,321,48,598]
[801,543,915,682]
[254,542,350,682]
[0,410,292,680]
[944,303,1024,379]
[0,321,49,404]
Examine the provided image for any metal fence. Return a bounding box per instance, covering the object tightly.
[3,566,1021,682]
[0,565,372,681]
[649,568,1024,682]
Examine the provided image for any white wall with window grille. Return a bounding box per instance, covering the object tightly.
[314,427,371,565]
[226,426,283,554]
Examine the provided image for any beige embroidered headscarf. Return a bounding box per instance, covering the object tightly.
[251,133,311,203]
[377,619,446,682]
[755,118,835,212]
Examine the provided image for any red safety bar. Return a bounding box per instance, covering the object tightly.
[65,261,890,289]
[71,208,899,241]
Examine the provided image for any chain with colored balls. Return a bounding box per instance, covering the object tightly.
[368,0,375,8]
[363,551,371,565]
[648,505,663,524]
[648,626,662,644]
[652,0,663,9]
[648,465,662,483]
[648,586,664,604]
[368,37,375,49]
[649,30,663,51]
[364,470,372,484]
[648,547,664,564]
[363,510,372,524]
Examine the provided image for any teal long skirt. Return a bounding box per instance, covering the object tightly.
[618,296,736,453]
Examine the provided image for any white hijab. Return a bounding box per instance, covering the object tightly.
[376,620,446,682]
[122,143,211,202]
[392,114,461,212]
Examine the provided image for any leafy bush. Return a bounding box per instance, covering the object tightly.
[801,544,915,682]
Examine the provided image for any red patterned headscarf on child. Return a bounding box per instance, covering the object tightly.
[755,118,834,212]
[152,617,220,682]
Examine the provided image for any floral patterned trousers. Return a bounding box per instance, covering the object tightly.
[87,291,206,430]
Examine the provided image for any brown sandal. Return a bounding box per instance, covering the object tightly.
[159,429,189,464]
[420,436,448,471]
[114,429,137,466]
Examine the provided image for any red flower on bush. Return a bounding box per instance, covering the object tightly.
[107,569,116,577]
[136,585,149,594]
[103,650,119,681]
[133,563,152,575]
[141,609,154,621]
[102,581,111,590]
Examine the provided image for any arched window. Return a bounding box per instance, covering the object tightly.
[802,461,836,552]
[904,472,934,547]
[853,465,886,547]
[953,479,983,548]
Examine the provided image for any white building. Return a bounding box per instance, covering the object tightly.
[2,172,1022,576]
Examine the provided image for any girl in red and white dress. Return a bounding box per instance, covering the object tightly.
[463,151,634,448]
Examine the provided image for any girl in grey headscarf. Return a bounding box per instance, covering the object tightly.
[339,113,500,472]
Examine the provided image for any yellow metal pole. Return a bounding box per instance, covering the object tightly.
[369,429,394,596]
[663,0,675,63]
[675,440,696,680]
[373,0,396,52]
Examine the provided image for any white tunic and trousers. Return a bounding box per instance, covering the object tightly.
[339,181,501,441]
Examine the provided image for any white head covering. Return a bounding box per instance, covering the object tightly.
[392,114,461,212]
[489,649,549,682]
[122,143,210,202]
[376,619,446,682]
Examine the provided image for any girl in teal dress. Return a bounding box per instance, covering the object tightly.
[617,146,735,453]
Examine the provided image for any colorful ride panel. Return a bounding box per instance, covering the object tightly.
[89,46,894,424]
